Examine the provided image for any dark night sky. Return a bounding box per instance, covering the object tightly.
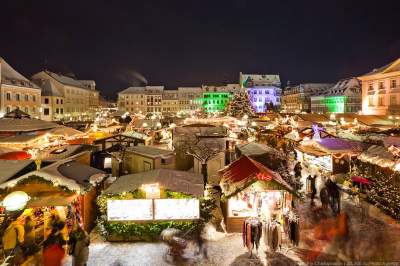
[1,0,400,99]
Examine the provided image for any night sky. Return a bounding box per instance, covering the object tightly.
[1,0,399,99]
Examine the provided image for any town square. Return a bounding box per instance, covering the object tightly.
[0,1,399,265]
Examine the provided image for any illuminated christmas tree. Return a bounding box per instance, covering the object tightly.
[226,91,255,118]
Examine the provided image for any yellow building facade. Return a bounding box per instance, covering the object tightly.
[0,57,41,117]
[359,58,400,115]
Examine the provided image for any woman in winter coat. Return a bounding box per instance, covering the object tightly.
[69,226,90,266]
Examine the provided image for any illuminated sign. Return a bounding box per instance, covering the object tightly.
[154,199,199,220]
[107,199,153,221]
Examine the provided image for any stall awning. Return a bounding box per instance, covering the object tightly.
[219,155,293,197]
[296,145,327,157]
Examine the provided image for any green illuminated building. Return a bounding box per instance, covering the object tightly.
[201,92,232,113]
[324,96,347,113]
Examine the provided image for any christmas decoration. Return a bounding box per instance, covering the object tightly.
[226,91,255,118]
[352,161,400,220]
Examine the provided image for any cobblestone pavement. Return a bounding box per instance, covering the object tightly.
[62,198,400,266]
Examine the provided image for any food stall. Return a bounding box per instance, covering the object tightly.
[97,169,206,241]
[219,155,295,232]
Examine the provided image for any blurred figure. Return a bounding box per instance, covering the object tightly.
[2,218,25,265]
[43,226,66,266]
[194,221,208,259]
[23,215,39,257]
[308,175,317,205]
[69,225,90,266]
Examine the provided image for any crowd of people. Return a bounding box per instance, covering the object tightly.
[1,211,90,266]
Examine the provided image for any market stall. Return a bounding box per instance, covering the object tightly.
[97,169,208,241]
[219,156,296,233]
[0,157,107,235]
[296,138,365,177]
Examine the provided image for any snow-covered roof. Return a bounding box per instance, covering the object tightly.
[104,169,204,196]
[118,87,146,95]
[0,109,60,132]
[312,78,361,97]
[177,87,203,93]
[119,86,164,95]
[240,73,281,87]
[236,142,279,156]
[360,58,400,77]
[358,145,398,169]
[44,71,87,89]
[284,83,334,96]
[125,145,174,158]
[301,138,365,154]
[0,57,39,89]
[33,78,63,97]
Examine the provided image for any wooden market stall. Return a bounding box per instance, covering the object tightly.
[0,157,107,234]
[97,169,205,241]
[219,155,295,232]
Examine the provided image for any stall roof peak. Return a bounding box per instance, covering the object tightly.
[219,155,293,197]
[104,169,203,196]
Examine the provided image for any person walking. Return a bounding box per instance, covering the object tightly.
[308,175,317,205]
[69,225,90,266]
[194,221,207,259]
[43,226,66,266]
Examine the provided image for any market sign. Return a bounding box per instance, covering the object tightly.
[154,198,200,220]
[107,199,153,221]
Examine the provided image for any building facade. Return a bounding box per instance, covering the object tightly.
[0,57,41,117]
[162,90,179,114]
[145,86,163,114]
[282,83,333,113]
[311,78,361,114]
[358,58,400,115]
[117,87,147,114]
[177,87,203,113]
[201,91,232,113]
[31,70,99,121]
[239,73,281,113]
[118,86,164,115]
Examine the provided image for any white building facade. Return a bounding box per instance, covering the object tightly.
[239,73,281,113]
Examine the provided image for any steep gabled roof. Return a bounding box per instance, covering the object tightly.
[219,156,293,197]
[0,57,39,89]
[41,70,87,89]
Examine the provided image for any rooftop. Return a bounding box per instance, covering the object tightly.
[360,58,400,77]
[104,169,203,196]
[0,57,39,89]
[0,109,59,132]
[126,145,174,158]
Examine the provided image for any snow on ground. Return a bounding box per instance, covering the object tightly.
[62,197,400,266]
